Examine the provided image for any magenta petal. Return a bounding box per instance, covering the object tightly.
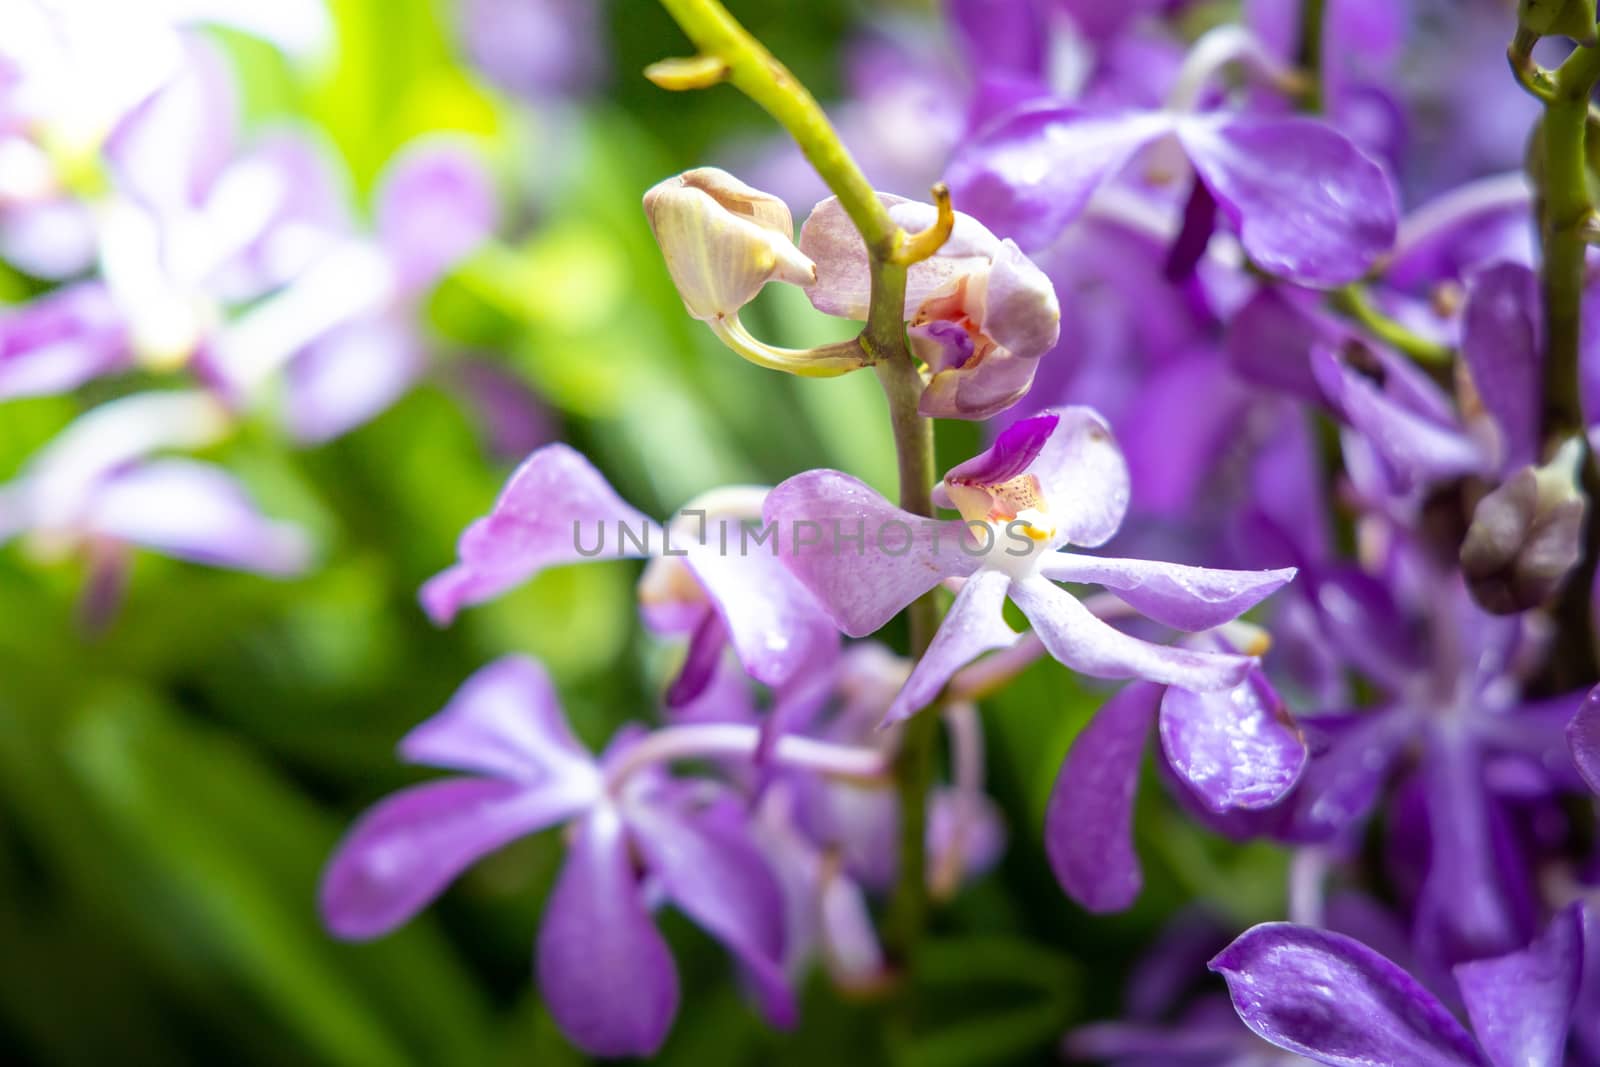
[1159,673,1306,813]
[1454,904,1584,1067]
[1569,686,1600,794]
[320,777,583,940]
[1177,114,1398,288]
[1461,262,1542,471]
[1210,924,1488,1067]
[763,469,971,637]
[420,444,659,624]
[1011,576,1253,691]
[1045,681,1161,912]
[537,808,679,1058]
[398,655,597,785]
[629,799,795,1027]
[943,106,1175,249]
[1039,553,1296,631]
[883,569,1018,726]
[85,459,312,576]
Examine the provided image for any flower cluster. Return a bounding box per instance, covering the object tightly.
[299,0,1600,1063]
[0,0,500,622]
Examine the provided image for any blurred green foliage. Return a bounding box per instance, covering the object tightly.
[0,1,1288,1063]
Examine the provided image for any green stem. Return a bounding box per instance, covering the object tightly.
[1329,285,1455,367]
[1539,45,1600,439]
[654,0,896,254]
[1296,0,1326,112]
[1531,43,1600,684]
[653,0,947,966]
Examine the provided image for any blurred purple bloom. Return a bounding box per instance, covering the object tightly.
[422,444,838,700]
[320,656,794,1057]
[947,102,1398,288]
[764,408,1295,726]
[0,390,311,588]
[457,0,606,101]
[1211,904,1587,1067]
[800,193,1060,418]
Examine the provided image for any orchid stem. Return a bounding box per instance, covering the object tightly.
[652,0,950,970]
[1520,40,1600,683]
[1329,285,1454,366]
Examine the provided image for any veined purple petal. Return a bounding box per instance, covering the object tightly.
[420,444,660,624]
[1177,113,1398,288]
[884,568,1018,725]
[1011,576,1253,691]
[398,655,598,785]
[1569,686,1600,794]
[1039,553,1296,631]
[1210,924,1488,1067]
[1045,681,1161,912]
[375,138,496,296]
[629,798,796,1027]
[537,807,679,1058]
[1160,673,1305,813]
[1460,262,1542,471]
[762,469,971,637]
[943,106,1175,249]
[85,459,312,576]
[1454,903,1584,1067]
[320,776,586,939]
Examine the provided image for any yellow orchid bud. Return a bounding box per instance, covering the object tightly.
[643,167,815,321]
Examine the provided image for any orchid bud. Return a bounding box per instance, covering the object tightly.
[1461,438,1588,614]
[1518,0,1599,45]
[643,167,816,321]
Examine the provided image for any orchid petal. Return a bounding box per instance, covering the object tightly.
[537,807,679,1058]
[884,568,1018,726]
[763,469,972,636]
[398,655,598,786]
[320,777,585,940]
[1040,553,1296,631]
[1210,923,1488,1067]
[1045,681,1161,912]
[1011,576,1253,691]
[1454,903,1584,1067]
[1160,673,1306,813]
[420,444,659,624]
[1177,114,1397,288]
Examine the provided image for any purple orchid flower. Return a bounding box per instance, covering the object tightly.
[1045,667,1307,913]
[799,192,1061,419]
[319,655,802,1057]
[764,407,1296,726]
[0,282,129,399]
[421,444,839,703]
[456,0,606,101]
[945,37,1398,288]
[0,390,311,618]
[208,135,497,442]
[1211,903,1589,1067]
